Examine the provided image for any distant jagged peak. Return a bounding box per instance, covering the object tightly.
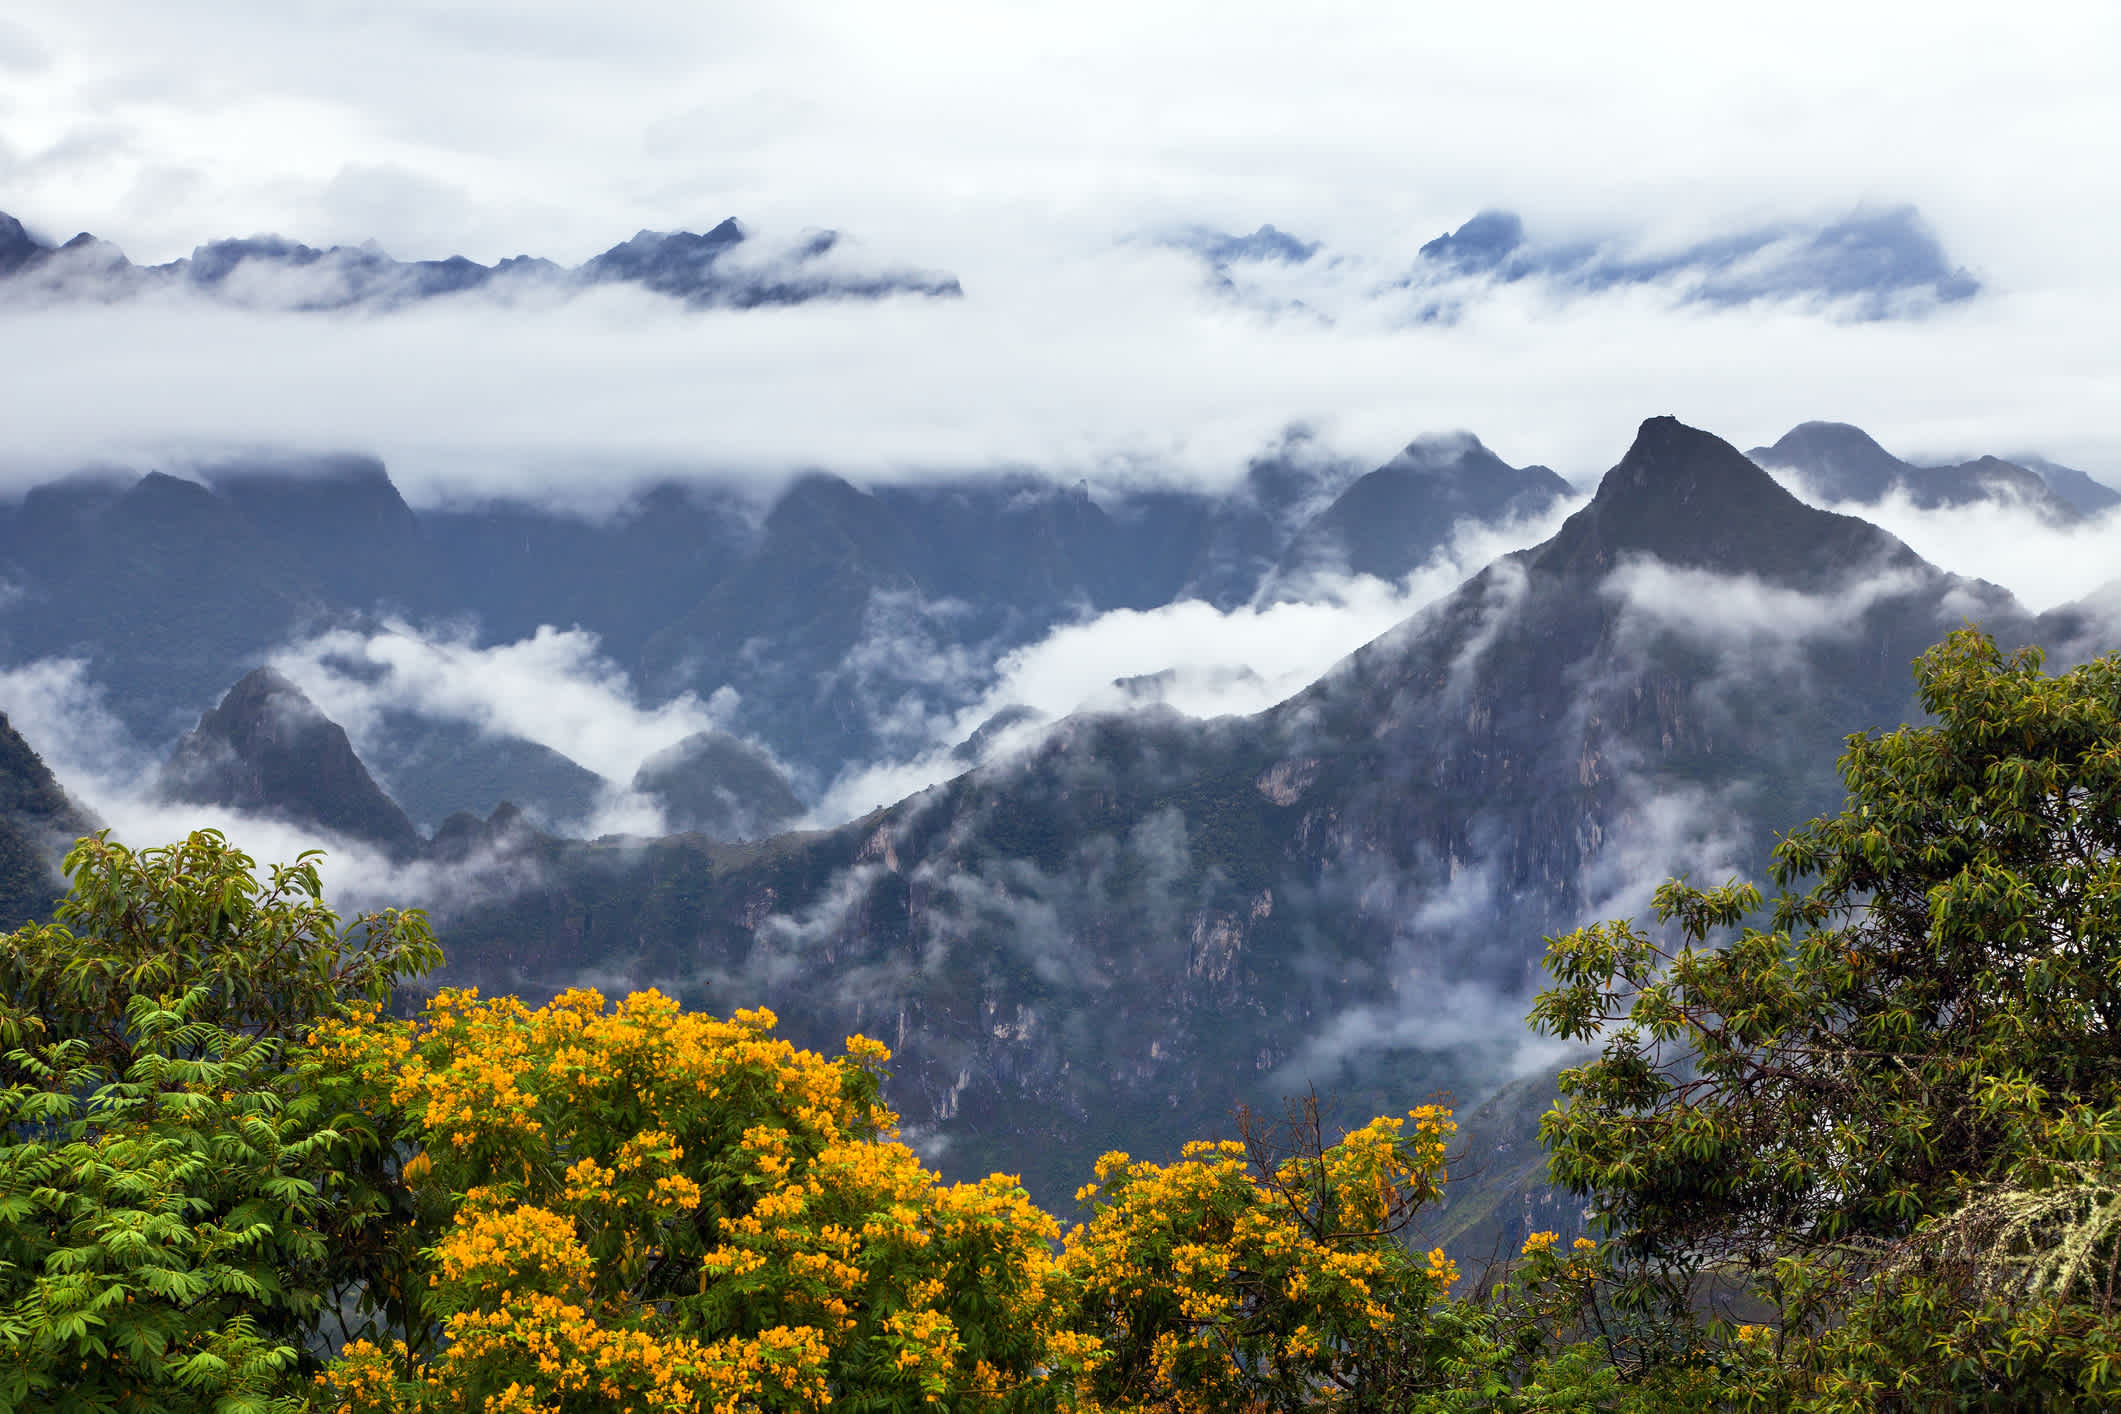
[0,208,961,313]
[1750,419,2080,521]
[632,730,804,841]
[157,668,425,860]
[1386,429,1497,471]
[1533,415,1914,585]
[1756,418,1900,466]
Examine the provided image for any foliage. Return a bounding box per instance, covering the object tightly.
[0,831,438,1413]
[0,830,440,1072]
[1531,628,2121,1403]
[312,988,1075,1413]
[1056,1094,1464,1412]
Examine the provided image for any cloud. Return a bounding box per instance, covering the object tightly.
[0,655,539,913]
[1282,978,1578,1091]
[1762,478,2121,615]
[267,619,769,834]
[0,4,2114,502]
[268,620,720,782]
[1600,557,1932,651]
[810,493,1583,823]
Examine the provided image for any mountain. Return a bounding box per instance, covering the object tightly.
[0,469,334,742]
[632,731,804,840]
[156,668,425,859]
[426,416,2037,1217]
[1413,206,1979,312]
[0,713,96,928]
[362,715,606,834]
[1749,421,2080,520]
[0,210,960,313]
[2009,455,2121,516]
[1269,433,1570,589]
[204,456,443,610]
[0,424,1580,792]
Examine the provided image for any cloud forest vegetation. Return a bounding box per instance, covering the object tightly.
[3,629,2120,1410]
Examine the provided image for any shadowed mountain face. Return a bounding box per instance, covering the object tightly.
[0,434,1536,792]
[157,668,424,860]
[365,715,605,835]
[1269,434,1570,590]
[632,732,804,840]
[428,417,2038,1213]
[0,713,96,928]
[2004,455,2121,517]
[1750,421,2083,521]
[0,210,961,312]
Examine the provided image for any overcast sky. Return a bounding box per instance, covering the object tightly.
[2,1,2118,495]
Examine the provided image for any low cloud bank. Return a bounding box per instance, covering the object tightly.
[3,238,2117,512]
[1766,477,2121,614]
[1174,205,1979,324]
[271,621,729,783]
[812,495,1584,822]
[0,656,535,913]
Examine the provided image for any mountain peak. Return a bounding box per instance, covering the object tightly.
[632,730,803,840]
[1749,420,1908,502]
[157,669,424,859]
[1534,416,1908,584]
[1269,431,1571,588]
[0,211,46,276]
[1752,420,2081,520]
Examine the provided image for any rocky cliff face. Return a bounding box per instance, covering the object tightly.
[0,713,96,928]
[430,417,2042,1212]
[157,668,425,860]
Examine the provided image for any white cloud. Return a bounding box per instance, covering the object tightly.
[0,655,536,912]
[1600,558,1932,646]
[269,620,727,784]
[810,494,1583,822]
[0,3,2113,504]
[1765,479,2121,614]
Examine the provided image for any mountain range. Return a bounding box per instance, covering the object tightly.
[0,210,960,313]
[1177,205,1985,322]
[0,413,2116,1254]
[0,430,1573,811]
[414,417,2104,1210]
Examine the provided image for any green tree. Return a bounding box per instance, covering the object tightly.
[1531,628,2121,1407]
[0,830,438,1413]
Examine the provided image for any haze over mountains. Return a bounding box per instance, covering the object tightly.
[1173,205,1983,323]
[0,428,1580,820]
[2,408,2116,1246]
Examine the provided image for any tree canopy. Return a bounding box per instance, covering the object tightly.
[1533,628,2121,1407]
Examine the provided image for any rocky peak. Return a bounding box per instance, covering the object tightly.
[1269,432,1570,588]
[1533,415,1910,586]
[0,211,48,275]
[157,668,424,860]
[632,731,803,840]
[1751,420,1907,501]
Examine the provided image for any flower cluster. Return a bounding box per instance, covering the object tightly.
[1056,1106,1462,1411]
[316,987,1071,1412]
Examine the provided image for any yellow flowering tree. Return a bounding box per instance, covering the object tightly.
[1055,1098,1462,1413]
[313,987,1077,1413]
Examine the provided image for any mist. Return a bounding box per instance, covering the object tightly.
[0,656,540,913]
[811,492,1585,822]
